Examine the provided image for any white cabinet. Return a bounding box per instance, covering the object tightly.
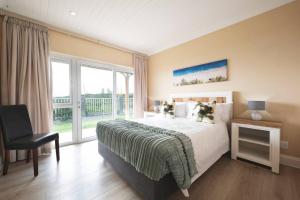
[231,119,281,173]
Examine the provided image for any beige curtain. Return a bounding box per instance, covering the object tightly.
[133,54,148,118]
[0,16,52,162]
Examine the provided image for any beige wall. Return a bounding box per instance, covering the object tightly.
[49,30,133,67]
[148,1,300,157]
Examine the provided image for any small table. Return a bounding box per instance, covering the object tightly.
[231,118,282,173]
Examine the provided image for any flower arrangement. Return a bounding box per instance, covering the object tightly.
[193,101,216,123]
[163,101,174,116]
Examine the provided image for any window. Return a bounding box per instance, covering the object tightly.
[51,59,73,144]
[51,55,134,145]
[116,71,134,119]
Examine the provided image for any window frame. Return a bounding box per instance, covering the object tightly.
[50,53,134,145]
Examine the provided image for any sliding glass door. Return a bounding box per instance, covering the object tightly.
[51,56,134,145]
[51,58,74,145]
[116,71,134,119]
[80,65,113,140]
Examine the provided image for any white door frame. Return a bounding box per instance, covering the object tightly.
[50,53,134,146]
[51,55,78,146]
[76,60,115,143]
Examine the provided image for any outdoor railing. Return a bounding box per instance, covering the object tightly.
[53,96,134,121]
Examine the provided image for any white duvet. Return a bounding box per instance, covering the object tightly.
[134,117,229,197]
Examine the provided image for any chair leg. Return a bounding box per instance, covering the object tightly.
[26,150,31,163]
[55,138,60,162]
[3,150,10,175]
[32,148,38,177]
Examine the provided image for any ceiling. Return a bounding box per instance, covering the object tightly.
[0,0,294,55]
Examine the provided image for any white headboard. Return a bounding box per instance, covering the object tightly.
[170,91,233,103]
[170,91,233,125]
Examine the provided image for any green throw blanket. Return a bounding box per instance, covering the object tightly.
[96,119,198,189]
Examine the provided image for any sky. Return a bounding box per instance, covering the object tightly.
[52,62,134,98]
[173,59,227,76]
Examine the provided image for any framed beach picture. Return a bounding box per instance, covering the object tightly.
[173,59,228,86]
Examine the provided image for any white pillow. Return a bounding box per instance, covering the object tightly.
[214,103,233,123]
[186,102,197,119]
[174,102,187,117]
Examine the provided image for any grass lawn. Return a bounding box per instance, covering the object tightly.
[54,121,72,133]
[53,115,127,133]
[54,118,105,133]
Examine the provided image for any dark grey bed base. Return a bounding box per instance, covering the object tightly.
[98,142,178,200]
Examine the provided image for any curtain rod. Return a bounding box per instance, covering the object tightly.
[0,8,148,57]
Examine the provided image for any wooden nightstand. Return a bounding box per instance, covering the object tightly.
[231,118,282,173]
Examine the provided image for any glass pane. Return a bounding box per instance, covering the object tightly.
[81,66,113,139]
[116,72,134,119]
[53,107,73,143]
[116,72,126,119]
[52,61,71,104]
[51,60,73,144]
[129,74,134,118]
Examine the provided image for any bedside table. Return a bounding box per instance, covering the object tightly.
[231,118,282,173]
[143,111,162,118]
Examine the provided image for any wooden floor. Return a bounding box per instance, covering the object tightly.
[0,141,299,200]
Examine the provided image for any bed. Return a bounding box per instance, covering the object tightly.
[97,91,233,200]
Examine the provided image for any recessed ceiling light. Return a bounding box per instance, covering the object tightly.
[69,11,76,16]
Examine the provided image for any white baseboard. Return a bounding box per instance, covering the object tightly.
[280,154,300,169]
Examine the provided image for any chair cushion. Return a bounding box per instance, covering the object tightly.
[6,132,59,150]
